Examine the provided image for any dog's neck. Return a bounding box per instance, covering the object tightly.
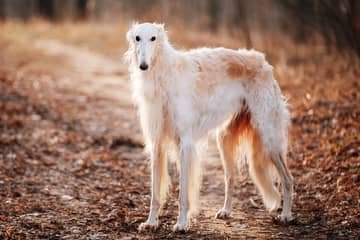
[152,40,178,72]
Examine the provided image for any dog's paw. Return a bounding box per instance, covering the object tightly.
[138,220,158,232]
[279,212,293,223]
[215,208,231,219]
[273,213,295,225]
[172,221,189,233]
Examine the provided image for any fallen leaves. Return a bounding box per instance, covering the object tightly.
[0,21,359,239]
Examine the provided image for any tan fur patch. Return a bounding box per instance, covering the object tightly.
[227,62,245,79]
[216,102,253,161]
[225,58,257,80]
[228,104,252,138]
[197,62,204,72]
[227,105,268,167]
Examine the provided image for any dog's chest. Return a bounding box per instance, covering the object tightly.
[137,78,158,100]
[135,74,198,137]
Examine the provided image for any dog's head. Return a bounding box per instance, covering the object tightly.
[124,22,166,71]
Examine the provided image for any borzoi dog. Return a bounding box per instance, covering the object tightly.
[124,23,293,232]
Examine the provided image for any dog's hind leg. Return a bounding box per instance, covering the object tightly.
[215,122,238,219]
[271,153,293,222]
[139,141,169,231]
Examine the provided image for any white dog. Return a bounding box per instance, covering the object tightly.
[124,23,293,232]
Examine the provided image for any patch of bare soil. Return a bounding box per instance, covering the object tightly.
[0,23,359,239]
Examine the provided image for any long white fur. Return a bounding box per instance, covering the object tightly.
[125,23,293,232]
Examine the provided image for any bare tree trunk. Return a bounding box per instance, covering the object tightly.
[208,0,220,33]
[349,0,360,56]
[0,0,5,20]
[236,1,252,48]
[224,0,252,48]
[36,0,55,20]
[76,0,89,20]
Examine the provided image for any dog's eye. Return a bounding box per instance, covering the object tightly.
[150,36,156,42]
[135,36,141,42]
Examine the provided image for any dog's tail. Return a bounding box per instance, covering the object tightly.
[232,113,282,212]
[234,53,291,212]
[245,130,282,212]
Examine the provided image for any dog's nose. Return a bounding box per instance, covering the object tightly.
[139,63,148,71]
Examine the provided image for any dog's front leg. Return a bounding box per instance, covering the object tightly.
[139,143,165,232]
[173,140,196,232]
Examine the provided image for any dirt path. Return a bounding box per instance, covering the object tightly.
[1,35,359,239]
[32,39,297,238]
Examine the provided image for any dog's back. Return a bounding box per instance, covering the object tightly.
[187,47,268,83]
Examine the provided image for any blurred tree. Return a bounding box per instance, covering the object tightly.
[0,0,358,55]
[279,0,360,56]
[0,0,4,20]
[223,0,252,48]
[0,0,33,20]
[208,0,221,32]
[36,0,55,19]
[0,0,91,21]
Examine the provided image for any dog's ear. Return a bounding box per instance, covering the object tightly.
[155,23,167,42]
[123,44,134,65]
[126,22,138,43]
[124,23,137,65]
[155,23,165,31]
[126,28,132,43]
